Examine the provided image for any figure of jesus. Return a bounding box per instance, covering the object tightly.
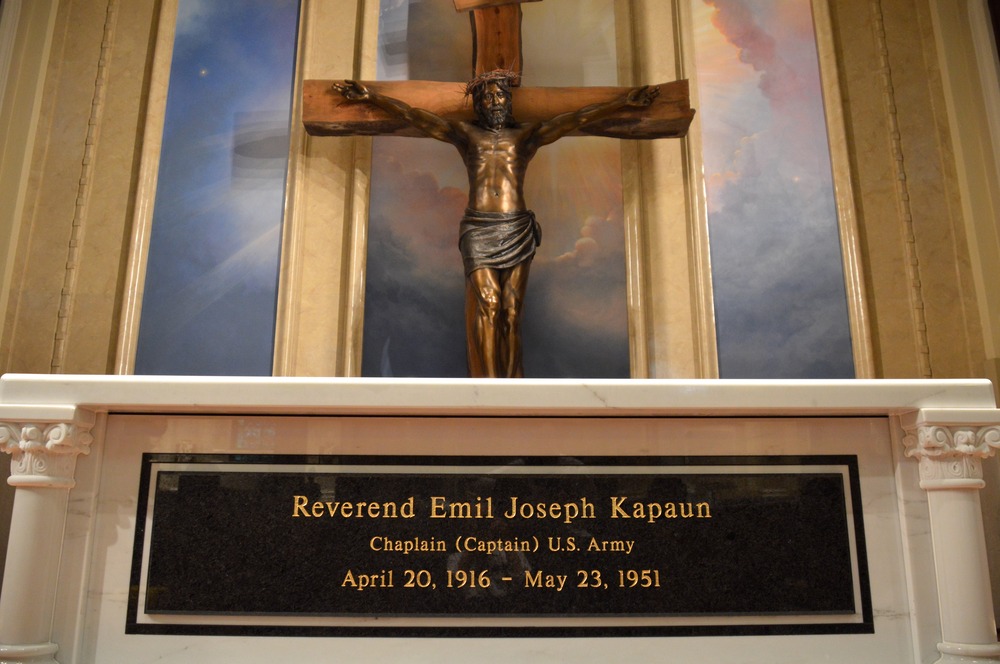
[335,71,658,378]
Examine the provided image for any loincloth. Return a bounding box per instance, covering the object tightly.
[458,209,542,276]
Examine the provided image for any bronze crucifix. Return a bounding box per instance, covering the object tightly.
[303,0,695,378]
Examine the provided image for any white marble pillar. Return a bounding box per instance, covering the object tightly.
[903,411,1000,663]
[0,406,94,664]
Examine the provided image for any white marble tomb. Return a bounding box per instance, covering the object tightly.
[1,374,1000,663]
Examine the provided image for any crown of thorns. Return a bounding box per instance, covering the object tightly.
[464,69,520,97]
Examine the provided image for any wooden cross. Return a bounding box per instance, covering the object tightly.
[302,0,694,140]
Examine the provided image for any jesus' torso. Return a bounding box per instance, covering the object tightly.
[458,123,540,214]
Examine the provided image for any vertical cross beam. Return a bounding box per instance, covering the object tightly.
[454,0,542,81]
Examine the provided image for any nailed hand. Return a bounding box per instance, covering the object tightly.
[626,85,659,107]
[333,80,369,101]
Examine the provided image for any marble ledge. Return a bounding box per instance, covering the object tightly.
[0,374,996,419]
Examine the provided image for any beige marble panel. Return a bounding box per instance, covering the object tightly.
[61,0,159,374]
[3,0,111,373]
[926,0,1000,376]
[274,0,369,377]
[827,0,927,377]
[881,0,984,378]
[0,1,58,373]
[629,0,716,378]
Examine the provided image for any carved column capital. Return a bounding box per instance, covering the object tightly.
[902,420,1000,490]
[0,407,96,489]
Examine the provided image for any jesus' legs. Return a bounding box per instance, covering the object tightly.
[464,261,531,378]
[465,268,502,377]
[499,261,530,378]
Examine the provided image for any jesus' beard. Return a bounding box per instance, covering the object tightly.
[484,106,510,130]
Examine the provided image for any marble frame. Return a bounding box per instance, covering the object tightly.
[810,0,875,377]
[114,0,177,374]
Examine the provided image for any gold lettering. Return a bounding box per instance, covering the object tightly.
[292,495,309,517]
[429,496,492,519]
[292,496,416,518]
[586,537,634,554]
[503,496,519,519]
[523,570,566,590]
[460,536,532,554]
[610,496,628,518]
[451,501,473,518]
[609,497,712,523]
[341,569,394,591]
[504,497,595,523]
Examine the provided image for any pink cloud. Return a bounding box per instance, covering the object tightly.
[696,0,830,181]
[702,0,801,106]
[554,215,620,268]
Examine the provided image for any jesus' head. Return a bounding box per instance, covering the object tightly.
[466,70,516,130]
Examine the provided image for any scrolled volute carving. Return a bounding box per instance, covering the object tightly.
[0,420,94,488]
[903,424,1000,488]
[903,425,1000,460]
[916,454,983,484]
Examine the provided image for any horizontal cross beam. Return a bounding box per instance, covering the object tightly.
[303,79,695,140]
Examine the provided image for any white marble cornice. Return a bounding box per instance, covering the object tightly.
[0,405,96,488]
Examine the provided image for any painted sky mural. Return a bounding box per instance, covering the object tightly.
[134,0,299,375]
[692,0,854,377]
[363,0,630,378]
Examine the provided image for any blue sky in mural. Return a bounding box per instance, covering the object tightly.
[363,0,629,378]
[134,0,299,375]
[693,0,854,378]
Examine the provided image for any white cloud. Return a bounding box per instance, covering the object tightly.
[174,0,216,39]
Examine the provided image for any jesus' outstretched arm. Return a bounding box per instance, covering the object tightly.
[528,85,660,149]
[332,80,466,147]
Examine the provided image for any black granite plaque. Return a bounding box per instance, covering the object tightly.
[127,454,871,636]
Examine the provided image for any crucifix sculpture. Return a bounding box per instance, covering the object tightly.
[303,0,695,378]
